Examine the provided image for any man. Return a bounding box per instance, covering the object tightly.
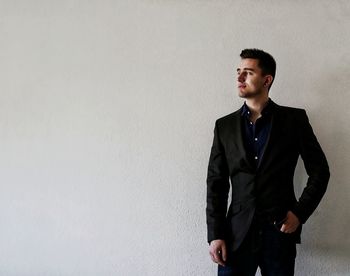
[206,49,330,275]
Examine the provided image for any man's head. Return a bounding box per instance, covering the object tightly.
[237,48,276,99]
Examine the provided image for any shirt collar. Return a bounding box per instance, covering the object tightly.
[240,98,274,118]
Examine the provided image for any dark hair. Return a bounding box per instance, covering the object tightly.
[240,48,276,89]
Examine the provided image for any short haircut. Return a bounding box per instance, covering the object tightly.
[240,48,276,89]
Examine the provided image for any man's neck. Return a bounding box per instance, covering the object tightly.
[245,95,270,123]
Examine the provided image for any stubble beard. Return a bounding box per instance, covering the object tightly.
[238,88,264,99]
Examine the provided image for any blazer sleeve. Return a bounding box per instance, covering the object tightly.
[206,120,230,243]
[291,110,330,224]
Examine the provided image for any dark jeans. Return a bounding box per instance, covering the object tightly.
[218,221,297,276]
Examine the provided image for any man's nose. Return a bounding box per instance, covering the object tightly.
[237,72,245,82]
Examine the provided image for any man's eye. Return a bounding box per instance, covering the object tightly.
[248,72,253,75]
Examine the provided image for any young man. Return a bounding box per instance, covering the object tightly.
[206,49,330,275]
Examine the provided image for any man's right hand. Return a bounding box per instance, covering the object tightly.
[209,239,227,266]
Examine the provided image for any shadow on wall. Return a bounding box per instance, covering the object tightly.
[294,61,350,268]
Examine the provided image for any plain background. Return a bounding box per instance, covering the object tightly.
[0,0,349,275]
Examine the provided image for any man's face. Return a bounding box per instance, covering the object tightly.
[236,58,267,99]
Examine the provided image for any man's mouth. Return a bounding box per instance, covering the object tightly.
[238,83,246,88]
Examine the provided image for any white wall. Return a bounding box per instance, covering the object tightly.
[0,1,349,275]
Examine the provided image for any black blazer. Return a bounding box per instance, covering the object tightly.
[206,101,330,251]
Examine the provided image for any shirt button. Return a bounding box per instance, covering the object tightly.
[254,137,258,141]
[254,156,258,160]
[250,122,253,125]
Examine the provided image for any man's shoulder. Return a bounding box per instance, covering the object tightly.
[274,103,306,117]
[215,108,241,125]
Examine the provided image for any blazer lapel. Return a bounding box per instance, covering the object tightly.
[227,109,255,171]
[257,103,285,169]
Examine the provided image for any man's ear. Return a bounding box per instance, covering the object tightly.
[264,75,273,87]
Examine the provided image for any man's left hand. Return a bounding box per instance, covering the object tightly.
[280,211,300,233]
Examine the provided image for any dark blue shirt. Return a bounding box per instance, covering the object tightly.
[241,99,273,168]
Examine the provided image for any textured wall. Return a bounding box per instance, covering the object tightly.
[0,0,349,275]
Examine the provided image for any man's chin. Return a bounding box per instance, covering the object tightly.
[238,91,262,99]
[238,92,249,98]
